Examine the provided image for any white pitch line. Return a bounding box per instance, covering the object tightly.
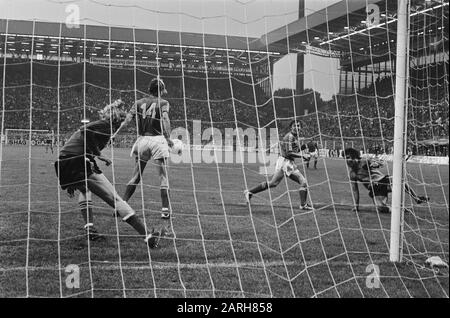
[0,260,296,272]
[0,258,416,272]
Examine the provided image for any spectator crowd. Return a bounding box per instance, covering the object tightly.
[0,61,448,157]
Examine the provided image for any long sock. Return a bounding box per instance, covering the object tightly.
[123,184,137,202]
[249,181,268,194]
[314,160,317,168]
[161,188,170,210]
[404,183,419,201]
[79,200,94,225]
[299,188,308,206]
[124,215,147,236]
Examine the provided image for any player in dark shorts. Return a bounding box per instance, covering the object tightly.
[54,100,164,248]
[244,120,313,210]
[45,132,54,154]
[113,78,175,225]
[306,139,319,169]
[344,148,429,214]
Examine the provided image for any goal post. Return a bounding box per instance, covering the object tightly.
[390,0,410,263]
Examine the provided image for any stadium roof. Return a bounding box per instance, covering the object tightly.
[0,18,287,54]
[261,0,448,63]
[261,0,381,49]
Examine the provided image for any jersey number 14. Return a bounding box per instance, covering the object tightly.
[142,102,157,119]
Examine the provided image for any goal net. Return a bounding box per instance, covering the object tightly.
[0,0,448,298]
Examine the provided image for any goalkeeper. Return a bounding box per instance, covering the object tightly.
[54,100,164,248]
[344,148,429,214]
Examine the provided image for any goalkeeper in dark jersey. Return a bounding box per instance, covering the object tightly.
[244,120,313,210]
[54,100,163,248]
[344,148,429,214]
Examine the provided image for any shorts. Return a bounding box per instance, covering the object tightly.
[367,175,392,199]
[310,150,319,159]
[301,151,311,161]
[131,135,169,162]
[275,157,300,177]
[55,155,102,193]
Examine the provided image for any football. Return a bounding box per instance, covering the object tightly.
[170,138,184,155]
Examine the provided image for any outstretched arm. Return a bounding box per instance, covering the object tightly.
[111,113,132,140]
[289,152,307,159]
[285,136,304,159]
[111,101,136,139]
[83,122,113,166]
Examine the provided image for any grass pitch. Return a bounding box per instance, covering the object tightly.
[0,146,448,298]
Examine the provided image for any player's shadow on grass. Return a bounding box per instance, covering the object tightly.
[333,203,394,216]
[70,233,109,250]
[224,202,297,216]
[225,202,295,209]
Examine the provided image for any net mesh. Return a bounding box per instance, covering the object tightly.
[0,0,448,298]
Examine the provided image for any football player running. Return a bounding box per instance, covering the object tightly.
[244,120,313,210]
